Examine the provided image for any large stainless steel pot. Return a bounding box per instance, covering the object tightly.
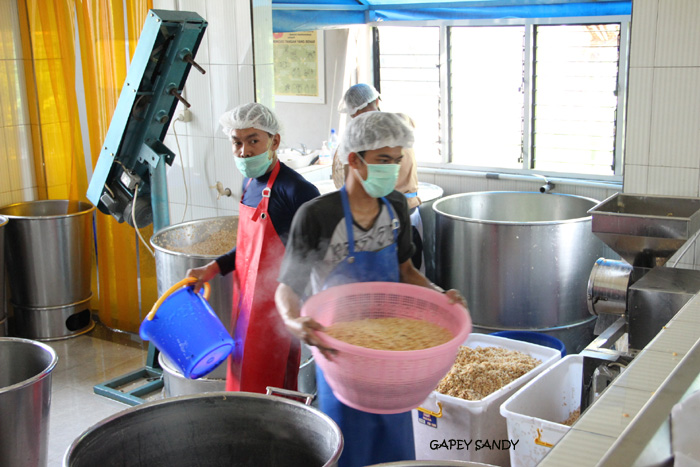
[151,216,238,380]
[416,182,444,282]
[0,201,94,307]
[434,192,606,353]
[0,201,95,339]
[0,337,58,467]
[63,392,343,467]
[0,215,7,336]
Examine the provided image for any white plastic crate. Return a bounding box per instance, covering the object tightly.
[500,354,583,467]
[412,333,561,467]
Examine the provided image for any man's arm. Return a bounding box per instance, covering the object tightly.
[275,283,337,359]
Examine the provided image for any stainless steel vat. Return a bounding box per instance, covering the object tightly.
[63,392,343,467]
[416,182,444,282]
[151,216,238,380]
[0,215,7,337]
[0,337,58,467]
[0,201,95,339]
[434,192,606,353]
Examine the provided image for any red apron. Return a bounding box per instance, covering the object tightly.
[226,161,300,393]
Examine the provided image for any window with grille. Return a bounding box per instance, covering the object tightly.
[377,27,441,164]
[376,19,627,179]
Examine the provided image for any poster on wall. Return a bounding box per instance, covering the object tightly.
[273,30,325,104]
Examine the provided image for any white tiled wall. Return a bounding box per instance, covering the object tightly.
[625,0,700,268]
[155,0,272,222]
[0,0,36,207]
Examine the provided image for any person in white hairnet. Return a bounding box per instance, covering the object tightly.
[332,85,424,269]
[275,112,467,467]
[186,102,319,394]
[331,83,381,188]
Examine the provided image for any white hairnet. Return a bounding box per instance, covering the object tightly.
[337,112,414,164]
[219,103,280,137]
[338,83,380,115]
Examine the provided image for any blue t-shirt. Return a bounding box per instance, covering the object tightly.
[215,162,320,275]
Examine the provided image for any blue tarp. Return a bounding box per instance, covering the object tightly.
[272,0,632,32]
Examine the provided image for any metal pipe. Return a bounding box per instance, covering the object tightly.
[539,181,556,193]
[417,167,621,190]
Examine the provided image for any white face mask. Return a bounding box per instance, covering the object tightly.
[234,143,273,178]
[354,155,400,198]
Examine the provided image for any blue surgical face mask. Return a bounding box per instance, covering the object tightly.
[234,147,274,178]
[354,155,400,198]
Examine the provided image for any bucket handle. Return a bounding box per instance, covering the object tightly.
[146,277,211,321]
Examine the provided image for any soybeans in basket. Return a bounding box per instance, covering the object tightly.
[326,317,453,351]
[436,346,541,401]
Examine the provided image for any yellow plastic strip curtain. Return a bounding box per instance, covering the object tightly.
[19,0,154,333]
[19,0,87,200]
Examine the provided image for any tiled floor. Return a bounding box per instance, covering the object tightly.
[45,322,156,466]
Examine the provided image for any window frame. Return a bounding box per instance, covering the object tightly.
[372,15,630,183]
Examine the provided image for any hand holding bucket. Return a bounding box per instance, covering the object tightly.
[140,277,234,379]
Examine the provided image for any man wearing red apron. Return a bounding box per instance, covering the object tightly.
[187,103,319,393]
[275,112,467,467]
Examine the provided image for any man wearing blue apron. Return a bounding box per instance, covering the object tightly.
[275,111,466,467]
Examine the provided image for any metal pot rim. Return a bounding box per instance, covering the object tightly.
[0,200,95,219]
[64,391,343,466]
[433,191,599,226]
[0,337,58,395]
[150,215,238,258]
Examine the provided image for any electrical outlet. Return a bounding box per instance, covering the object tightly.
[177,108,192,123]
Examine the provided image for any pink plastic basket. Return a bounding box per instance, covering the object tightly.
[301,282,472,414]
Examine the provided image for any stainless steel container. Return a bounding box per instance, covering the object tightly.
[159,353,226,396]
[160,343,316,397]
[417,182,444,282]
[63,392,343,467]
[0,215,7,337]
[298,342,316,395]
[151,216,238,380]
[434,192,606,353]
[0,337,58,467]
[0,201,95,339]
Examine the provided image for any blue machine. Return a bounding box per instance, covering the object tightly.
[88,10,207,405]
[87,9,207,233]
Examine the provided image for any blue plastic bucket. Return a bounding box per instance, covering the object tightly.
[140,283,233,379]
[490,331,567,357]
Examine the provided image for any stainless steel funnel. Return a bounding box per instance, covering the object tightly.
[587,193,700,268]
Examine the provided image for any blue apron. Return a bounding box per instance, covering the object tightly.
[317,186,415,467]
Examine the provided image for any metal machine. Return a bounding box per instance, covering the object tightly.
[86,9,207,232]
[87,10,207,404]
[586,193,700,352]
